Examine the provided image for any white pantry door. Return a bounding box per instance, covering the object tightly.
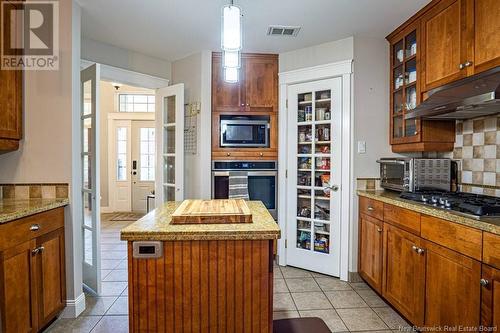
[286,77,342,277]
[156,84,185,204]
[81,64,101,294]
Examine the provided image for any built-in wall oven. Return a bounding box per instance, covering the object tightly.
[212,161,277,219]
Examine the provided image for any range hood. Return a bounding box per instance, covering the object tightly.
[405,67,500,120]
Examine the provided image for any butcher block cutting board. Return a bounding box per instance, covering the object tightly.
[171,199,253,224]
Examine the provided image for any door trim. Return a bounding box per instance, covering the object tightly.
[107,113,155,212]
[278,60,353,281]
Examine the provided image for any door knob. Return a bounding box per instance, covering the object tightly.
[412,245,418,252]
[416,248,425,255]
[480,278,489,287]
[32,246,45,255]
[324,183,339,192]
[132,171,137,175]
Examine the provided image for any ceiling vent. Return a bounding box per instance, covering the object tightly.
[267,25,301,37]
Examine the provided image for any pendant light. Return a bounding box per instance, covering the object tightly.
[222,0,242,83]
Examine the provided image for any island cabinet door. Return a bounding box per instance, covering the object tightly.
[422,239,481,328]
[481,264,500,329]
[128,239,274,333]
[382,224,425,327]
[358,214,383,293]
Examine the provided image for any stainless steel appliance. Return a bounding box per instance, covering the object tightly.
[212,161,277,218]
[377,158,453,192]
[405,66,500,120]
[220,116,270,148]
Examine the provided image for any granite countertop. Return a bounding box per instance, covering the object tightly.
[121,201,281,241]
[357,190,500,235]
[0,198,69,224]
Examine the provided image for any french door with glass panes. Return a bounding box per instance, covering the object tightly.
[156,84,184,204]
[286,78,342,277]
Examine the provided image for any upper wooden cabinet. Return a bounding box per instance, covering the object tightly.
[0,1,23,153]
[472,0,500,73]
[212,53,278,113]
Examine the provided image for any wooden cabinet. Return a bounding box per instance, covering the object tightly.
[481,264,500,329]
[420,0,470,91]
[473,0,500,74]
[212,53,278,113]
[0,208,65,333]
[383,223,425,326]
[358,214,383,293]
[422,239,481,327]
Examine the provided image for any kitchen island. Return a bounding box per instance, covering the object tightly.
[120,200,280,333]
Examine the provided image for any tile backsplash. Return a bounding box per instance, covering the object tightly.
[0,183,69,199]
[453,115,500,196]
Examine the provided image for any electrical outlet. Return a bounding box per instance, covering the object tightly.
[357,141,366,154]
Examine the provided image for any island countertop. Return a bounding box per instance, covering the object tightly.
[0,198,69,224]
[120,200,281,241]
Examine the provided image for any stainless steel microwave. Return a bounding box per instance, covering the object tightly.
[377,158,454,192]
[220,118,270,148]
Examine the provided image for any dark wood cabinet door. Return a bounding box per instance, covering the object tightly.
[243,55,278,112]
[383,224,425,326]
[0,240,38,333]
[212,55,244,112]
[472,0,500,74]
[358,214,383,293]
[481,264,500,330]
[35,228,66,328]
[423,240,481,328]
[421,0,470,91]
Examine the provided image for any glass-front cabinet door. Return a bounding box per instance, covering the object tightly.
[156,84,184,203]
[287,78,342,277]
[390,26,421,144]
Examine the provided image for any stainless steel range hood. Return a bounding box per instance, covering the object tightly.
[405,67,500,120]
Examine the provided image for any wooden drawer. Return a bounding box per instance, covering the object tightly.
[0,208,64,252]
[212,151,277,160]
[359,197,383,220]
[420,215,482,260]
[383,203,421,235]
[483,232,500,270]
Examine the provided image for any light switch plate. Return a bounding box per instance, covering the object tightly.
[357,141,366,154]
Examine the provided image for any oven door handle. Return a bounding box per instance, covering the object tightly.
[212,171,277,176]
[376,159,406,165]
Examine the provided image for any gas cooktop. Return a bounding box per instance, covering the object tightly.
[399,191,500,220]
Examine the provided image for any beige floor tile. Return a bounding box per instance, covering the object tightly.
[299,309,348,332]
[273,310,300,320]
[337,308,389,331]
[82,297,117,316]
[103,269,128,282]
[291,291,332,310]
[106,297,128,315]
[101,259,122,270]
[281,266,312,278]
[325,290,368,309]
[372,307,412,330]
[91,316,129,333]
[356,289,387,307]
[100,282,127,296]
[274,268,284,279]
[273,293,297,311]
[274,278,289,293]
[350,281,370,290]
[315,277,352,291]
[285,278,321,292]
[44,315,101,333]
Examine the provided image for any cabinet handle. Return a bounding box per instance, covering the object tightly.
[367,206,374,211]
[226,152,231,156]
[241,104,245,107]
[411,245,418,252]
[259,152,264,157]
[416,248,425,255]
[30,224,40,231]
[32,246,45,255]
[464,60,473,67]
[459,63,465,70]
[480,278,489,287]
[377,228,383,233]
[246,103,250,106]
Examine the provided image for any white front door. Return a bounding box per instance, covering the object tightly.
[286,77,342,277]
[131,120,155,212]
[113,120,132,212]
[156,84,185,203]
[81,64,101,294]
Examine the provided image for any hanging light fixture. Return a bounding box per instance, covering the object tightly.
[221,0,242,83]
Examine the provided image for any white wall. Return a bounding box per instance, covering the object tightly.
[279,37,354,73]
[171,51,212,199]
[82,38,172,80]
[0,0,84,317]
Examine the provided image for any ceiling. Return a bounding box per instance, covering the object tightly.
[79,0,430,62]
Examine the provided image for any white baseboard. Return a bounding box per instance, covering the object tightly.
[100,206,113,213]
[60,292,86,318]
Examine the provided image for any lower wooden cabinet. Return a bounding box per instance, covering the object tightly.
[0,209,66,333]
[382,224,425,326]
[422,239,481,327]
[358,214,383,293]
[481,264,500,329]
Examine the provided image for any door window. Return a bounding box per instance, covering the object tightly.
[139,128,155,181]
[119,94,155,112]
[116,127,127,181]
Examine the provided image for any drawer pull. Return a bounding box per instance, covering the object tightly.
[416,248,425,255]
[412,245,418,252]
[377,228,383,233]
[480,279,489,287]
[32,246,45,255]
[30,224,40,231]
[367,206,374,211]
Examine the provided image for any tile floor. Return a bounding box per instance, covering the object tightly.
[45,214,412,333]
